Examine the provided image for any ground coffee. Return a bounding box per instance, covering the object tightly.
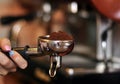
[49,31,73,40]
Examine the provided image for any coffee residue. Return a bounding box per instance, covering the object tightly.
[49,31,73,40]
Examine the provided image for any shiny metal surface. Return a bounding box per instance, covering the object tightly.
[38,35,74,77]
[38,35,74,56]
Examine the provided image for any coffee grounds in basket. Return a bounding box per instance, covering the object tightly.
[49,31,73,40]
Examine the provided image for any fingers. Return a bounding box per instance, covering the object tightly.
[0,52,16,72]
[0,66,9,76]
[0,38,28,76]
[9,51,28,69]
[0,38,11,51]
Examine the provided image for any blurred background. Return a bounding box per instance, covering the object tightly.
[1,0,120,84]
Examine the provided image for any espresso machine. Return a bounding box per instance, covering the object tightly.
[92,0,120,73]
[64,0,120,84]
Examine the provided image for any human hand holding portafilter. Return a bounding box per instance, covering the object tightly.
[0,31,74,77]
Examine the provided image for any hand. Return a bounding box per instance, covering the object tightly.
[0,38,28,76]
